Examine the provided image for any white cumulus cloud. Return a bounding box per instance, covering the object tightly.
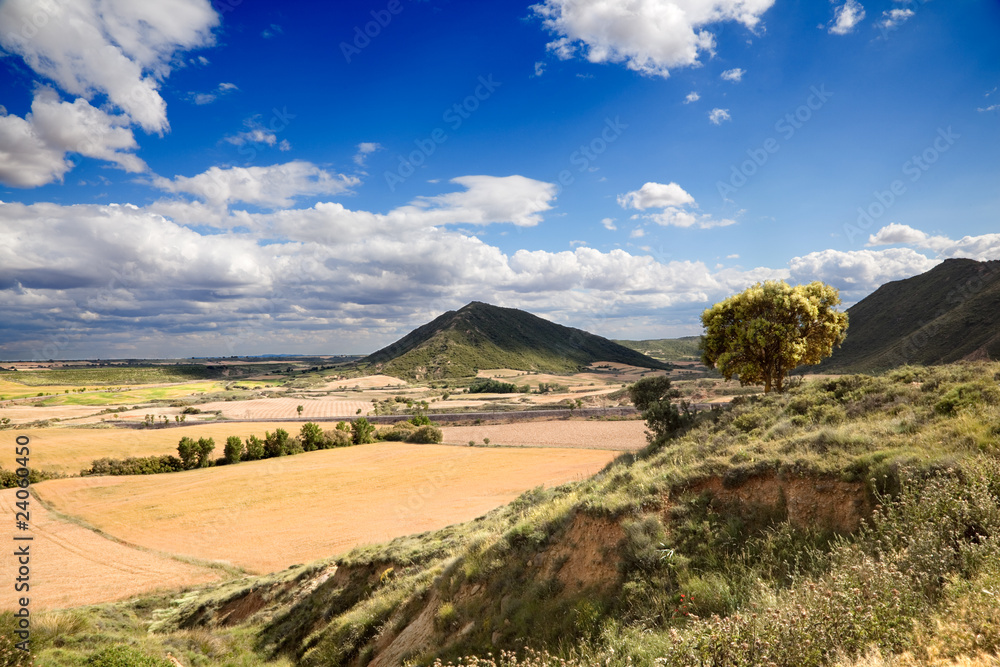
[789,247,939,299]
[531,0,776,78]
[353,142,382,167]
[709,108,732,124]
[191,82,238,105]
[618,182,694,210]
[393,175,558,227]
[878,8,914,30]
[720,67,745,82]
[618,181,736,229]
[684,91,701,104]
[867,224,1000,261]
[0,87,145,188]
[152,161,360,209]
[829,0,865,35]
[0,0,219,133]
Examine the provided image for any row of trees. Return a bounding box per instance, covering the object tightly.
[80,416,443,477]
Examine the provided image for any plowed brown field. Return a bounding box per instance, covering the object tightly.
[193,397,372,419]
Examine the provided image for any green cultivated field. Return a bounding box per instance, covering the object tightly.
[0,364,222,386]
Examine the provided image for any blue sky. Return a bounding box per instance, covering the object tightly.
[0,0,998,359]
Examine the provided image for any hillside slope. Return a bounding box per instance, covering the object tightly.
[819,258,1000,372]
[363,301,670,378]
[40,362,1000,667]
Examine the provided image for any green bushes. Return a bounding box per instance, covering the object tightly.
[83,420,371,478]
[176,437,214,469]
[378,420,416,442]
[627,376,692,442]
[1,466,65,486]
[264,429,290,457]
[224,435,243,464]
[468,378,518,393]
[406,425,443,444]
[352,418,375,444]
[244,434,265,461]
[85,644,171,667]
[82,455,183,476]
[934,380,1000,414]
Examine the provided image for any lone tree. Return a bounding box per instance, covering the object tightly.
[700,280,848,393]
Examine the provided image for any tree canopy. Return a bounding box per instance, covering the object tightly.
[700,280,848,393]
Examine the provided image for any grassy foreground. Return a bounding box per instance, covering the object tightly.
[4,362,1000,666]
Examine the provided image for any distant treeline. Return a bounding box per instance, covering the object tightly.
[80,417,443,477]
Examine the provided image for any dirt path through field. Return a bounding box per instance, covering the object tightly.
[0,488,221,610]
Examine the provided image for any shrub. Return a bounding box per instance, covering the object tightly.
[299,422,324,451]
[82,455,183,476]
[1,466,65,487]
[378,421,416,442]
[806,403,846,425]
[324,428,353,448]
[196,437,215,467]
[435,602,458,631]
[264,429,290,457]
[352,418,375,445]
[177,436,197,469]
[85,644,171,667]
[469,379,518,394]
[406,425,443,444]
[934,381,1000,415]
[628,376,692,442]
[224,435,243,464]
[244,434,264,461]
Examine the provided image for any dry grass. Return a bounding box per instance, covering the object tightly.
[34,443,618,575]
[0,404,109,424]
[0,488,221,610]
[441,419,648,450]
[0,422,322,474]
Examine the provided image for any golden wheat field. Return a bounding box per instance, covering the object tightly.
[0,488,221,610]
[0,423,321,474]
[35,443,618,576]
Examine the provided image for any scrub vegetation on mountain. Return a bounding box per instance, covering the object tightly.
[362,302,670,379]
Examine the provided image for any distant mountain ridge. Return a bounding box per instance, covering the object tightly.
[363,301,670,379]
[819,258,1000,372]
